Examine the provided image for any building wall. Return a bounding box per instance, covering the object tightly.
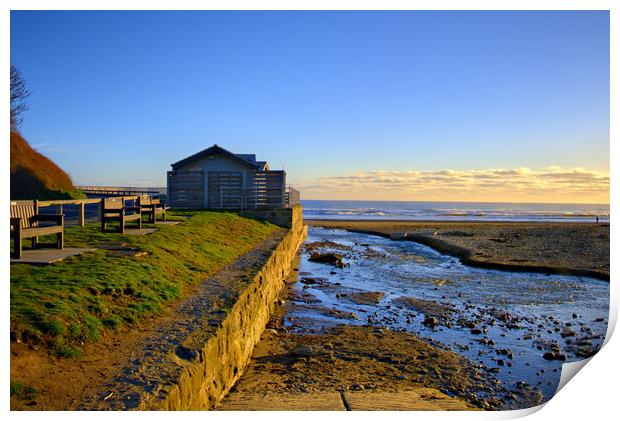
[172,153,256,208]
[240,204,302,228]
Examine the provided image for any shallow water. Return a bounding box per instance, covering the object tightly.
[284,227,609,408]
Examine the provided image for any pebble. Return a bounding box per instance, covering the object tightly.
[423,316,438,328]
[543,351,566,361]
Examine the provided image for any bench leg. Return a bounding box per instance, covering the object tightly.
[120,213,125,234]
[137,214,142,230]
[57,231,64,250]
[31,236,38,250]
[13,234,22,259]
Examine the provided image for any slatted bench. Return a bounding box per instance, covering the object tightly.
[101,197,142,233]
[10,201,64,259]
[137,195,169,223]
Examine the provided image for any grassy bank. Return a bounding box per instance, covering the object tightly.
[10,211,278,356]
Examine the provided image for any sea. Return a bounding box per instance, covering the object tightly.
[302,200,610,223]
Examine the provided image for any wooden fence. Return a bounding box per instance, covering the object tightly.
[10,196,141,227]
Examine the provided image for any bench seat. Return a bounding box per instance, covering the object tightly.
[10,202,64,259]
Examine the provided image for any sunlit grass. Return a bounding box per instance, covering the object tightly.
[10,211,278,356]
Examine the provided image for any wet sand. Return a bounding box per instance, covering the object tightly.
[305,220,610,280]
[220,324,489,410]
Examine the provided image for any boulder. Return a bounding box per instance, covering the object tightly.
[308,252,345,267]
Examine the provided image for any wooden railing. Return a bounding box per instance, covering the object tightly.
[216,185,300,210]
[11,196,142,227]
[285,186,301,207]
[76,185,165,197]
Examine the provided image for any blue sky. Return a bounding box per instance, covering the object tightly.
[10,11,610,202]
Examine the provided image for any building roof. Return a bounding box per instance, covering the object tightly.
[171,144,263,170]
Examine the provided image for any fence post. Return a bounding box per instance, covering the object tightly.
[56,204,63,215]
[78,202,85,227]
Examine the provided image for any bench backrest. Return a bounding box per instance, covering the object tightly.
[10,202,38,229]
[103,197,124,210]
[138,195,152,206]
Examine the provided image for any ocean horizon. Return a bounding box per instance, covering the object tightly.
[301,200,610,223]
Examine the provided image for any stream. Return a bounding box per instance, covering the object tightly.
[281,227,609,408]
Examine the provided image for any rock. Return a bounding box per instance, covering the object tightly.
[308,252,345,267]
[423,316,438,328]
[543,351,566,361]
[561,328,576,338]
[291,345,315,358]
[572,313,578,319]
[471,328,483,335]
[300,276,327,285]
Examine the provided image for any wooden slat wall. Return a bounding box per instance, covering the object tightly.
[247,171,286,209]
[167,170,205,209]
[167,170,288,210]
[207,171,243,209]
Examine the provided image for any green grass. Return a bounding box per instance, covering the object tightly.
[10,211,278,355]
[10,381,38,400]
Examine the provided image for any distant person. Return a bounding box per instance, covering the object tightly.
[596,216,599,224]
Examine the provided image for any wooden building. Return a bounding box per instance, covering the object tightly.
[167,144,298,209]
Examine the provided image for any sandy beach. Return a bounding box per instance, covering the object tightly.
[305,220,610,280]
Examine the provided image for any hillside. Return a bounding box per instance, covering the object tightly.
[10,131,81,200]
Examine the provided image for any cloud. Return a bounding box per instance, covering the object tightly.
[292,167,609,203]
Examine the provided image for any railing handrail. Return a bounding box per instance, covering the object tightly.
[10,196,143,208]
[215,185,300,210]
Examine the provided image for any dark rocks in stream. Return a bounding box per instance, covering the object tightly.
[543,351,566,361]
[300,277,327,285]
[304,240,352,252]
[308,252,346,268]
[423,316,438,328]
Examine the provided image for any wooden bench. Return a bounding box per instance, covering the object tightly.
[100,197,142,233]
[10,201,64,259]
[137,195,168,223]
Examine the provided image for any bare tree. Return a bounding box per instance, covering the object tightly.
[10,65,31,132]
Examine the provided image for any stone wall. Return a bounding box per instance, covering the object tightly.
[240,203,303,229]
[157,216,307,410]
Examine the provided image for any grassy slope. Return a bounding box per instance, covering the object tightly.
[10,211,278,356]
[10,131,84,199]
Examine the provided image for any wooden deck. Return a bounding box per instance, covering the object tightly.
[10,248,95,265]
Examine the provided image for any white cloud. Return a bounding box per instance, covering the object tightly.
[293,167,609,203]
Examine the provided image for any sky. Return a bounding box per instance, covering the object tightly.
[10,10,610,203]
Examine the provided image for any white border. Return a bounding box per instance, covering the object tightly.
[3,2,617,421]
